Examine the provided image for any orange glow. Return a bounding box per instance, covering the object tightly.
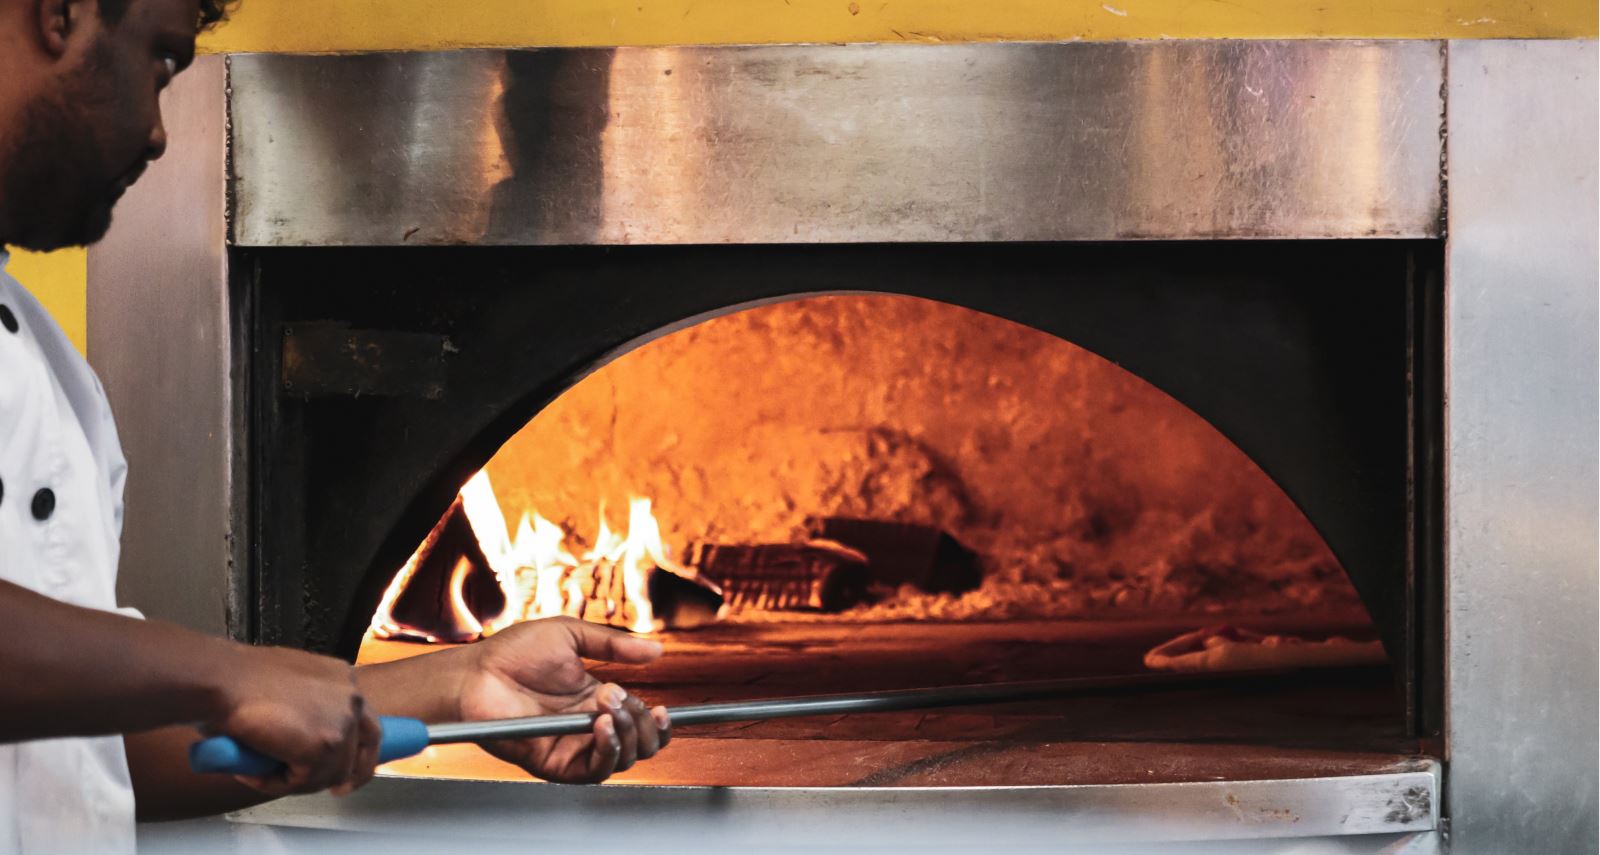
[370,294,1365,647]
[372,469,709,640]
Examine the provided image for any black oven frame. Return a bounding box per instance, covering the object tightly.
[233,240,1444,738]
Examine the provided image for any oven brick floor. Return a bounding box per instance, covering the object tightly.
[361,615,1421,787]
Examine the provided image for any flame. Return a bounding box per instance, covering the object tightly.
[371,549,422,640]
[620,500,661,632]
[445,556,485,639]
[523,512,576,619]
[459,471,514,569]
[374,469,702,640]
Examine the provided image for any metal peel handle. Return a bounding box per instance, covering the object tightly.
[188,672,1258,776]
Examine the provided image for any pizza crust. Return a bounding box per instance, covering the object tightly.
[1143,624,1386,672]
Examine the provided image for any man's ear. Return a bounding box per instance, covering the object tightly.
[34,0,88,59]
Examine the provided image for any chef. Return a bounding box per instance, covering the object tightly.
[0,1,671,851]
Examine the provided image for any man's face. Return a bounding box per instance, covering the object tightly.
[3,0,199,251]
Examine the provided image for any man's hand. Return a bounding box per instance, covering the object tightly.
[455,617,670,784]
[211,645,382,797]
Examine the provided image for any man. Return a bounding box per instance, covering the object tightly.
[0,0,670,851]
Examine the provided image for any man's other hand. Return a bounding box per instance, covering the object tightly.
[456,617,670,784]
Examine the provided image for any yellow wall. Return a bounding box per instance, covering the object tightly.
[9,248,86,352]
[14,0,1595,354]
[205,0,1597,52]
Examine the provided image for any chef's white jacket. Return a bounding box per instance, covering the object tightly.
[0,251,138,853]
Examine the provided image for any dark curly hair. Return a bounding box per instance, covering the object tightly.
[196,0,234,28]
[99,0,236,31]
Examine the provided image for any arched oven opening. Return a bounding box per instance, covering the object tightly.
[244,240,1438,788]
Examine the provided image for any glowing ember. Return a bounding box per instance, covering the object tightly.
[372,470,721,641]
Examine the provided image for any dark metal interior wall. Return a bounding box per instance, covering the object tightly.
[1406,256,1447,739]
[237,240,1431,666]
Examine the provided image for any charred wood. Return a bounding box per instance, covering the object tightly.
[810,518,981,595]
[387,498,506,642]
[688,541,871,612]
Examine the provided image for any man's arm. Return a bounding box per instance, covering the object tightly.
[0,579,244,740]
[128,618,670,820]
[0,579,382,797]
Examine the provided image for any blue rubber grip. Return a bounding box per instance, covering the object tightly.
[188,715,431,776]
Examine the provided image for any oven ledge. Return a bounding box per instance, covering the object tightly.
[227,760,1439,847]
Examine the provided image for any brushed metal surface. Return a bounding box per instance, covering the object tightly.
[164,824,1446,855]
[228,41,1444,247]
[86,56,235,636]
[227,762,1440,848]
[1443,40,1599,855]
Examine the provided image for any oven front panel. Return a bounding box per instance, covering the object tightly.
[84,39,1598,853]
[227,41,1444,247]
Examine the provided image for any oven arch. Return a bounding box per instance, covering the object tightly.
[244,241,1422,660]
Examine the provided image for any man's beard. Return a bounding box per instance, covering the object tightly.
[0,86,117,252]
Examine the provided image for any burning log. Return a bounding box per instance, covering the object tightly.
[383,497,508,643]
[810,518,981,594]
[545,558,725,632]
[688,541,871,612]
[373,471,726,640]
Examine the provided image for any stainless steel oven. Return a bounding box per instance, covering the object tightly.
[88,39,1596,854]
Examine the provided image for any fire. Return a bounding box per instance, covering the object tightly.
[445,557,484,639]
[372,470,716,642]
